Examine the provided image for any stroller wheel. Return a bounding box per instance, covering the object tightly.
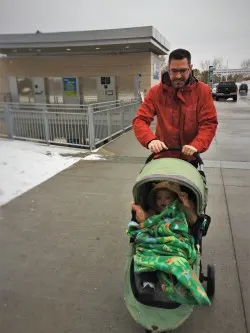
[206,264,215,298]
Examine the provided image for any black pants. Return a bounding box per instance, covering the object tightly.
[140,271,158,283]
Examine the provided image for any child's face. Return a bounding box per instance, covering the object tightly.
[155,189,177,212]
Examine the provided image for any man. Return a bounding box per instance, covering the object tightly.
[132,49,218,163]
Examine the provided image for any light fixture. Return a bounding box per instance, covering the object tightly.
[96,47,100,50]
[125,46,130,49]
[66,48,71,51]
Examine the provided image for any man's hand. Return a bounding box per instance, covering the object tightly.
[148,140,167,154]
[182,145,198,156]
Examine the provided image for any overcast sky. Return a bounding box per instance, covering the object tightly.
[0,0,249,69]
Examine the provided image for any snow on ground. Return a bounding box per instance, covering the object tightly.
[0,139,87,206]
[83,154,106,161]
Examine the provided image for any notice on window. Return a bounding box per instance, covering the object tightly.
[153,60,160,80]
[63,77,77,97]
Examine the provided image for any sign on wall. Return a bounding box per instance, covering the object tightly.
[153,59,160,80]
[63,77,77,97]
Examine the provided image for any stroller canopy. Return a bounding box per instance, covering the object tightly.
[133,158,207,215]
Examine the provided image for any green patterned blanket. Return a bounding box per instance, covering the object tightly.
[127,199,211,306]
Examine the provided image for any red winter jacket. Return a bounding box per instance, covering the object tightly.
[132,73,218,160]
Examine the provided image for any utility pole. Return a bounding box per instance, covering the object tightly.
[226,59,229,81]
[209,65,214,87]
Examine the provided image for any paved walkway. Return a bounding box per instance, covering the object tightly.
[0,100,250,333]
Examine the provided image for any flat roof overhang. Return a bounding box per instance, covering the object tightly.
[0,26,170,58]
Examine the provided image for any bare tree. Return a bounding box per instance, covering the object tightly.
[241,59,250,69]
[213,57,224,70]
[200,60,211,72]
[201,57,224,71]
[159,55,168,69]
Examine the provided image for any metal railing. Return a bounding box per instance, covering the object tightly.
[0,92,137,105]
[0,98,135,112]
[91,101,138,146]
[0,99,140,150]
[0,109,8,137]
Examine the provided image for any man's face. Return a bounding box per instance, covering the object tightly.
[168,58,192,89]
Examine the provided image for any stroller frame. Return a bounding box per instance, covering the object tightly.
[124,150,215,333]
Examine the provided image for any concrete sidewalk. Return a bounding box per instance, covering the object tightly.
[0,101,250,333]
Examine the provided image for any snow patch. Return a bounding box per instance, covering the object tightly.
[83,154,106,161]
[0,139,86,206]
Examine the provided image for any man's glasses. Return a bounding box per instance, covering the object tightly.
[169,68,190,75]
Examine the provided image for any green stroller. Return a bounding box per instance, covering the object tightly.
[124,148,215,333]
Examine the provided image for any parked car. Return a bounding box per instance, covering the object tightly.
[239,83,248,95]
[211,83,218,98]
[215,81,238,102]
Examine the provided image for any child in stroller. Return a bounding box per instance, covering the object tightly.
[131,180,198,296]
[125,154,214,332]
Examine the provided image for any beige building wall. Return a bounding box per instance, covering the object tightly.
[0,59,9,101]
[0,52,154,101]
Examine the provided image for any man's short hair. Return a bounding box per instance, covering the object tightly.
[169,49,191,65]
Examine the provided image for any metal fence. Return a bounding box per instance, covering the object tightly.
[0,98,136,112]
[0,108,8,137]
[0,99,140,150]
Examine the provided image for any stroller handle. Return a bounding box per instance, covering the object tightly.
[145,146,204,166]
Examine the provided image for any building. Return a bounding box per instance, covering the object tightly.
[0,26,170,104]
[214,68,250,77]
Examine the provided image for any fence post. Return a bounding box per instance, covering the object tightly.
[120,101,125,132]
[87,105,96,150]
[107,109,112,141]
[4,103,14,139]
[43,108,50,145]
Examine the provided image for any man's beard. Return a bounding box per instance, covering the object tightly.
[171,79,186,88]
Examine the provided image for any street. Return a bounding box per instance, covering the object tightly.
[0,94,250,333]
